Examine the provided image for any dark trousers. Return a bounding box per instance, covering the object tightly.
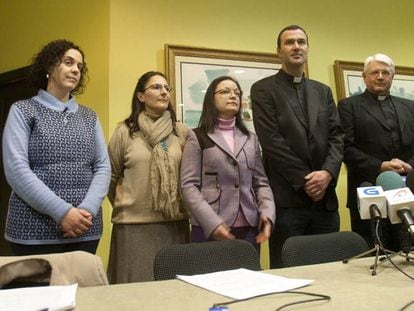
[191,225,260,253]
[349,208,408,252]
[269,206,339,268]
[9,240,99,256]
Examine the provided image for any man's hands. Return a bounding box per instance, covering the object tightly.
[381,158,413,174]
[304,170,333,202]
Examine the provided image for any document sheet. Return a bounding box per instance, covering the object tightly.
[0,283,78,311]
[177,268,313,300]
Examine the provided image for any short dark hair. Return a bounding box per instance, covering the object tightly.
[28,39,88,95]
[277,25,309,49]
[198,76,249,136]
[124,71,178,137]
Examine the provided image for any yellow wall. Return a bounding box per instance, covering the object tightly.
[2,0,414,269]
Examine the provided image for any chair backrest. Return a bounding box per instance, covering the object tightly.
[281,231,369,268]
[153,240,261,280]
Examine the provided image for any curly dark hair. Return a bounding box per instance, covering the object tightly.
[124,71,178,137]
[28,39,88,95]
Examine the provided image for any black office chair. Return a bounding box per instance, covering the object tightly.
[153,240,261,280]
[281,231,370,268]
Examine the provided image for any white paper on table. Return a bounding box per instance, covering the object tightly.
[0,283,78,311]
[177,268,312,300]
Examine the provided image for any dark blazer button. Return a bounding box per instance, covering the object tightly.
[232,160,237,166]
[234,184,239,188]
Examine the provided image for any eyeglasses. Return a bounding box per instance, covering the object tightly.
[214,88,242,97]
[144,84,173,92]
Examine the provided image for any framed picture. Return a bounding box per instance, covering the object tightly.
[334,60,414,101]
[165,44,282,131]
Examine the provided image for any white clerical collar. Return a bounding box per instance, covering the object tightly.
[293,76,303,83]
[377,95,387,101]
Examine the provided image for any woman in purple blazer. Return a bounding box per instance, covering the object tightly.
[181,76,276,251]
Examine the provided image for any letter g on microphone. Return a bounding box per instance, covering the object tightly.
[363,188,380,196]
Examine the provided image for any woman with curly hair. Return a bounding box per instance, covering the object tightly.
[107,71,189,283]
[2,39,111,255]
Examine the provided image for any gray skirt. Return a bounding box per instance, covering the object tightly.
[107,220,189,284]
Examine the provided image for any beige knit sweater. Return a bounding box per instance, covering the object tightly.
[108,122,188,224]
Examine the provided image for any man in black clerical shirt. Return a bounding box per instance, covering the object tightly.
[251,25,344,268]
[338,53,414,251]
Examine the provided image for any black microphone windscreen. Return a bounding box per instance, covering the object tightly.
[406,171,414,192]
[360,181,373,187]
[376,171,405,191]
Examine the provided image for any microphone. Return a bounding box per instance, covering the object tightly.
[406,170,414,193]
[356,182,386,220]
[376,171,405,191]
[377,171,414,235]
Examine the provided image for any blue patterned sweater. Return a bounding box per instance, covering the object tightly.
[2,90,110,244]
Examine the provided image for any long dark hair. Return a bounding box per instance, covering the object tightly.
[124,71,178,137]
[28,39,88,95]
[198,76,249,136]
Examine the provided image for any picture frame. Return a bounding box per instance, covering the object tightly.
[334,60,414,101]
[165,44,282,131]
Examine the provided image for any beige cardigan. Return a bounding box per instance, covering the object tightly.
[0,251,108,287]
[108,121,188,224]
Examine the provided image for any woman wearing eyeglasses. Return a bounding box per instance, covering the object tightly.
[107,71,189,283]
[181,76,276,252]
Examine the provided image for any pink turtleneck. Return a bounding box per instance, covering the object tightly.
[216,117,235,153]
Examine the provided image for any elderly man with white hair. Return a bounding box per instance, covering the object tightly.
[338,53,414,251]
